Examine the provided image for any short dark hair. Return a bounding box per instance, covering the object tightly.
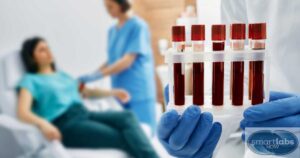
[114,0,131,13]
[20,37,56,73]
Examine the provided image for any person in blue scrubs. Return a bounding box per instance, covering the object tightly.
[79,0,157,132]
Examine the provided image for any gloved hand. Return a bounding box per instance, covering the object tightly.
[158,85,222,158]
[78,71,103,83]
[240,91,300,139]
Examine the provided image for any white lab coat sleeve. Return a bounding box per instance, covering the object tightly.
[244,0,271,23]
[221,0,248,24]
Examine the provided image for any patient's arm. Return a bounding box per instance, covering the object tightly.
[82,88,130,103]
[100,54,136,77]
[99,62,108,71]
[17,88,61,141]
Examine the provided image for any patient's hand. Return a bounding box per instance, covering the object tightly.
[112,89,131,103]
[39,122,62,141]
[80,87,130,103]
[17,88,62,141]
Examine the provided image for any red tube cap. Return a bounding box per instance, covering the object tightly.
[191,25,205,41]
[251,23,267,40]
[248,24,253,39]
[172,26,186,42]
[230,23,246,39]
[212,24,226,41]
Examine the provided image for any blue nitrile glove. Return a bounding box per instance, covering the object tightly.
[240,91,300,140]
[78,71,103,83]
[158,85,222,158]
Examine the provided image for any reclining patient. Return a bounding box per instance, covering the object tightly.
[17,37,159,158]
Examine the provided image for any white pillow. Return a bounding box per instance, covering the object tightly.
[0,115,45,157]
[0,91,18,117]
[3,50,24,90]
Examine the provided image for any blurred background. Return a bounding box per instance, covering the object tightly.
[2,1,299,158]
[0,0,221,105]
[0,0,222,157]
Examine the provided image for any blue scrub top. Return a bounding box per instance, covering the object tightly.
[108,16,156,102]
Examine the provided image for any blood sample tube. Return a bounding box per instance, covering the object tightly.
[230,23,246,106]
[191,25,205,106]
[248,24,253,100]
[250,23,266,105]
[212,25,226,106]
[172,26,186,106]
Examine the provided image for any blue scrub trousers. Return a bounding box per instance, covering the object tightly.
[124,99,156,134]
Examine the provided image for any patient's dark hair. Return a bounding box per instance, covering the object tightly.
[113,0,131,13]
[20,37,56,73]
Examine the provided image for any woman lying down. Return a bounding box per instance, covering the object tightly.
[17,37,159,158]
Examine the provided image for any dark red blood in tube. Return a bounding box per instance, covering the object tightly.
[192,25,205,105]
[193,63,204,105]
[249,62,253,100]
[174,63,185,105]
[250,23,266,105]
[251,61,264,105]
[231,23,246,106]
[172,26,186,106]
[212,25,226,106]
[212,42,225,106]
[248,24,253,100]
[213,42,225,51]
[231,62,244,105]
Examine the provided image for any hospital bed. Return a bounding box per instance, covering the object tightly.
[0,50,146,158]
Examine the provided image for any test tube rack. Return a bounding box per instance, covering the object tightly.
[164,46,270,115]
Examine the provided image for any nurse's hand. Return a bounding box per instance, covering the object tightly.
[157,86,222,158]
[240,92,300,139]
[78,71,103,83]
